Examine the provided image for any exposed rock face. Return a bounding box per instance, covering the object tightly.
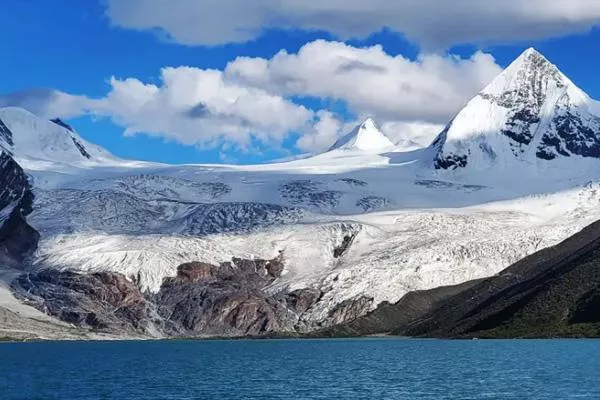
[326,296,374,327]
[0,118,14,148]
[11,255,337,338]
[333,235,355,258]
[71,137,92,159]
[154,257,294,337]
[332,224,361,259]
[0,207,39,267]
[0,152,29,211]
[316,280,482,337]
[482,50,564,150]
[50,118,74,132]
[0,152,39,266]
[537,96,600,160]
[285,288,322,314]
[12,270,157,334]
[51,117,92,158]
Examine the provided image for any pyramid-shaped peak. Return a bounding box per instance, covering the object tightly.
[359,117,377,129]
[507,47,554,72]
[480,47,573,101]
[328,118,395,152]
[430,46,599,171]
[520,47,543,58]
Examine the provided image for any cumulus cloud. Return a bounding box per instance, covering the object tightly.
[0,89,91,119]
[106,0,600,48]
[226,40,501,123]
[91,67,313,148]
[0,41,504,154]
[381,121,445,150]
[297,111,344,153]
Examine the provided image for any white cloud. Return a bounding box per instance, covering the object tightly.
[381,121,444,150]
[0,41,504,154]
[0,89,91,119]
[106,0,600,48]
[296,111,344,153]
[88,67,313,148]
[226,40,502,123]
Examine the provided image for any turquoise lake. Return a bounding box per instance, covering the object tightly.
[1,338,599,399]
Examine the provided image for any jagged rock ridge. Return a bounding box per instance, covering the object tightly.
[0,118,14,148]
[0,152,39,265]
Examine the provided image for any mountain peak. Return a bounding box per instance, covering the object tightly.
[328,118,395,152]
[430,49,600,171]
[0,107,115,165]
[481,47,567,99]
[520,47,542,58]
[510,47,550,70]
[360,117,376,129]
[50,118,75,132]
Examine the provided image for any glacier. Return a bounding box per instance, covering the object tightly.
[3,47,600,336]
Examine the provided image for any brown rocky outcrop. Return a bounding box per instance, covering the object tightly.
[12,269,157,334]
[11,254,323,338]
[154,256,294,336]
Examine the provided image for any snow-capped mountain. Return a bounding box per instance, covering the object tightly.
[431,48,600,171]
[0,107,116,167]
[328,118,395,152]
[5,48,600,339]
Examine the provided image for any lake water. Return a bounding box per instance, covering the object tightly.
[1,338,599,399]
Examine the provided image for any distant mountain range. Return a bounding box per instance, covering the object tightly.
[1,48,600,340]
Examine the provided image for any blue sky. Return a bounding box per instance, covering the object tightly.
[1,0,600,164]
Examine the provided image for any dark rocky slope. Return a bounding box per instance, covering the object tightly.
[408,221,600,338]
[313,280,482,337]
[12,270,157,335]
[0,152,39,266]
[401,219,600,338]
